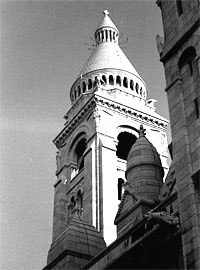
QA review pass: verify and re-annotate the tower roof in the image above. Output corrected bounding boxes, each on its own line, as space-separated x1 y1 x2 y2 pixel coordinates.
47 215 106 265
126 125 164 175
95 10 118 33
78 43 141 78
78 11 143 81
125 125 164 200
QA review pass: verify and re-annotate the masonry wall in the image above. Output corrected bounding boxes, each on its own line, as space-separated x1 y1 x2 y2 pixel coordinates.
158 0 200 268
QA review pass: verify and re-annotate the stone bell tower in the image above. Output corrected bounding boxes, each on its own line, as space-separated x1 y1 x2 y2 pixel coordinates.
44 10 169 270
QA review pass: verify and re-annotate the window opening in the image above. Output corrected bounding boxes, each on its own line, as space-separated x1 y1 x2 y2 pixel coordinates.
179 47 197 76
110 30 112 41
109 75 114 85
93 76 97 88
106 30 108 41
118 178 125 200
82 82 86 93
135 83 139 93
102 75 107 84
116 75 121 86
188 60 193 76
194 98 199 119
88 79 92 90
68 196 76 218
78 86 81 96
116 132 137 160
75 138 87 171
77 190 83 211
192 170 200 202
102 31 104 41
130 80 134 90
123 77 128 88
176 0 183 16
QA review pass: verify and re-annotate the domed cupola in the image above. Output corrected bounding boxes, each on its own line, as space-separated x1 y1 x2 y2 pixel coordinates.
70 10 147 105
94 10 119 45
125 125 164 201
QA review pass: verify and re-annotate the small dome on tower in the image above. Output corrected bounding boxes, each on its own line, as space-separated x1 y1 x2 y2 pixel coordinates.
125 125 164 200
95 10 118 33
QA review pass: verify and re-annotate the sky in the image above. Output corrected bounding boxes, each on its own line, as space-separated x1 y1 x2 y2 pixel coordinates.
0 1 170 269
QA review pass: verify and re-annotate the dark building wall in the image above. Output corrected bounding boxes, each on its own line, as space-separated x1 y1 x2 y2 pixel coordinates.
157 0 200 269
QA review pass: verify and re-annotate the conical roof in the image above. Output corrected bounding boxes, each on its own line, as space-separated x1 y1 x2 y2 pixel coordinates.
78 10 143 81
95 10 118 32
78 43 141 78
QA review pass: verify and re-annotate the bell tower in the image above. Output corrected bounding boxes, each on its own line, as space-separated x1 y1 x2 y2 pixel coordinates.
45 10 169 269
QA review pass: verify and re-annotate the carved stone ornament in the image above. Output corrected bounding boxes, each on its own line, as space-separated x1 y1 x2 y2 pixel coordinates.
144 210 179 227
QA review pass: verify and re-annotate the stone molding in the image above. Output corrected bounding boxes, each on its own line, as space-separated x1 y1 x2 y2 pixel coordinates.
165 76 182 92
160 18 200 63
54 94 168 149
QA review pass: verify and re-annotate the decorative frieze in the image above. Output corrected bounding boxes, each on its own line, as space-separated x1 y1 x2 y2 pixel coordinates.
54 94 168 149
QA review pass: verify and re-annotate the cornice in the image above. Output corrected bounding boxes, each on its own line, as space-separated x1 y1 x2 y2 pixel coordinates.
94 95 168 128
53 94 168 149
165 76 182 92
160 18 200 63
53 98 96 149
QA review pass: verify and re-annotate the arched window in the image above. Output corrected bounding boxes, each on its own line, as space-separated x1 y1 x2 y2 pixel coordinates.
77 190 83 211
102 31 104 42
178 47 197 78
118 178 125 200
75 138 87 171
70 135 87 180
135 83 139 93
106 30 108 41
176 0 183 16
109 75 114 85
116 132 137 160
123 77 128 88
68 196 76 218
130 80 134 90
110 30 112 41
88 78 92 90
102 75 107 84
78 85 81 96
82 82 86 93
116 75 121 86
93 76 98 88
179 47 199 119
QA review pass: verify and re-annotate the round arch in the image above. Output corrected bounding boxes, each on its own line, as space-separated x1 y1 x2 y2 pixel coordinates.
116 131 137 160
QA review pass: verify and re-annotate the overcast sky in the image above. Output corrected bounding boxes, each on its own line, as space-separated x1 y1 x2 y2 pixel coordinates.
0 1 170 269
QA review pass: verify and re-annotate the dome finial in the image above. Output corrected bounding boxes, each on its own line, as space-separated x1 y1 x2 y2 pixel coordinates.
139 125 146 137
103 10 109 16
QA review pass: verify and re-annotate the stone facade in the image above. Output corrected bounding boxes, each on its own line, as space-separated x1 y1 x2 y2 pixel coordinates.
157 0 200 268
